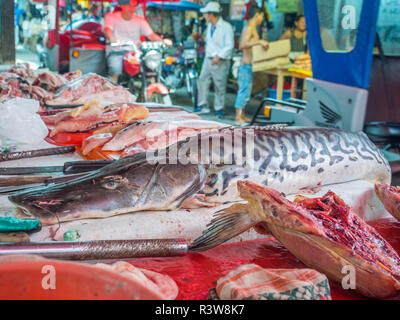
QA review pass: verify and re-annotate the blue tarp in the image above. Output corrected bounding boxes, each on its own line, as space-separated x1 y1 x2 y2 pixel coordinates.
303 0 380 89
147 0 202 11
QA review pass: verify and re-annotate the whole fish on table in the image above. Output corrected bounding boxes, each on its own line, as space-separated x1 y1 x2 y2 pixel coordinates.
190 181 400 298
9 126 390 225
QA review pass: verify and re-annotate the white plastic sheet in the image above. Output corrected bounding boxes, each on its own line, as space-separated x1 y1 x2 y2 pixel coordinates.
0 98 49 145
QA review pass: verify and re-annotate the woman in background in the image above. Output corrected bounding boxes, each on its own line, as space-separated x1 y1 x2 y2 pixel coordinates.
280 14 307 61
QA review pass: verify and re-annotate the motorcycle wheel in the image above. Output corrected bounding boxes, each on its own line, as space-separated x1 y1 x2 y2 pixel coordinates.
39 53 47 69
127 78 142 101
189 77 198 108
149 92 172 106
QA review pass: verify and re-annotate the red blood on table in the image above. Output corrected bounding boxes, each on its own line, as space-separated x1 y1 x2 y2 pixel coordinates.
126 219 400 300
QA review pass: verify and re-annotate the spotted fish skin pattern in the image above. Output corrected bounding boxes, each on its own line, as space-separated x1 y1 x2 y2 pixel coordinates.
176 126 391 202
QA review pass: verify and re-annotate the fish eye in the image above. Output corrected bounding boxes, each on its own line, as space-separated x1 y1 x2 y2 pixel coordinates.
102 180 118 190
101 177 121 190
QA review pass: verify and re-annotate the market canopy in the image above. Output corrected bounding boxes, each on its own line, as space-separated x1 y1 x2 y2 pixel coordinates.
146 0 202 11
83 0 181 2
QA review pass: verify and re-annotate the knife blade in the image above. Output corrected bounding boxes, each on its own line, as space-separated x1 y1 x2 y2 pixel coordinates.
0 159 113 175
0 183 48 194
0 146 76 162
0 172 94 194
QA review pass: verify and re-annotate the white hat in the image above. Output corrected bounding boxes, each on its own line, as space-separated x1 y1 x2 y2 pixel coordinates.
200 2 221 14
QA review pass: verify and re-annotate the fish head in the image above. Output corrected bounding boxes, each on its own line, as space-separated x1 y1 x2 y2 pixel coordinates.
237 181 323 236
9 155 207 225
9 172 142 224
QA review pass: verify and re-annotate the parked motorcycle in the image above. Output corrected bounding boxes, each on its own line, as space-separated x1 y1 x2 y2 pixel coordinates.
161 41 198 108
36 30 48 68
110 40 172 105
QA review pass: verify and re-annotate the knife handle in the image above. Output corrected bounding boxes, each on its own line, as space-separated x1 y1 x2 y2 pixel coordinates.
63 160 113 174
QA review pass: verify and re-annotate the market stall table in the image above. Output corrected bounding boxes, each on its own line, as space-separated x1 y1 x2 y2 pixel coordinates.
263 64 293 101
288 67 313 100
0 134 399 300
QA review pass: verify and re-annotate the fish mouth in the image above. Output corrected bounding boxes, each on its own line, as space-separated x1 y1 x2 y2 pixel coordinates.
9 191 68 225
15 206 34 219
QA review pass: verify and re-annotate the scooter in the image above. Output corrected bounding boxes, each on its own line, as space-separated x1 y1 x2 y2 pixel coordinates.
161 41 199 108
36 30 48 69
108 40 174 105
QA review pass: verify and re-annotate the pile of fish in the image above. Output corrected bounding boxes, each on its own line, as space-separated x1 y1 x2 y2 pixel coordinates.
46 101 150 137
41 99 225 160
32 70 82 92
84 118 226 157
0 65 136 108
9 126 390 224
44 73 137 107
0 64 56 106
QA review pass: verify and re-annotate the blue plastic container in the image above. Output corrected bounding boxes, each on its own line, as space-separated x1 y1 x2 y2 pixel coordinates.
267 88 291 100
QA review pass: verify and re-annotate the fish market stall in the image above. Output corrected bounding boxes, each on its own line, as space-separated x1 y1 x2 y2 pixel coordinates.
1 61 400 300
0 135 400 300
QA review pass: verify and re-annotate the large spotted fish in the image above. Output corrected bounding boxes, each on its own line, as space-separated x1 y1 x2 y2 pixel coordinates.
195 126 390 202
9 126 391 224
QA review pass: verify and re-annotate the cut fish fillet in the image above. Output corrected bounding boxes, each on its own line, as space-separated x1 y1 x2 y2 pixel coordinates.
375 183 400 221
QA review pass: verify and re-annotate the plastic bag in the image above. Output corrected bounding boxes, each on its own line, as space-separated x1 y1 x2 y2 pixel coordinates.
0 98 49 144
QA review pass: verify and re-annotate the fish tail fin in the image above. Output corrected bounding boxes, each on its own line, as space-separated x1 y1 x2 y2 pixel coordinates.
189 203 256 252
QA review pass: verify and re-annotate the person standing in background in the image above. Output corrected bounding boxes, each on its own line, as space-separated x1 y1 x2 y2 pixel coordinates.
280 15 307 61
234 6 269 124
195 1 234 118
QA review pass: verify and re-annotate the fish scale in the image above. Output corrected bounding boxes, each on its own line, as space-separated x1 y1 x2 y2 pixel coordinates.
9 126 391 224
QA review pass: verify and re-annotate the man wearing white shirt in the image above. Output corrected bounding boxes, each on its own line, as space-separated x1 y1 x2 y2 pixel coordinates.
195 2 234 118
104 0 162 83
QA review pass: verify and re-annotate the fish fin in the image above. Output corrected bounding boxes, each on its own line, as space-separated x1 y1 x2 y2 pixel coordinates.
180 194 219 209
174 164 207 208
189 203 257 252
